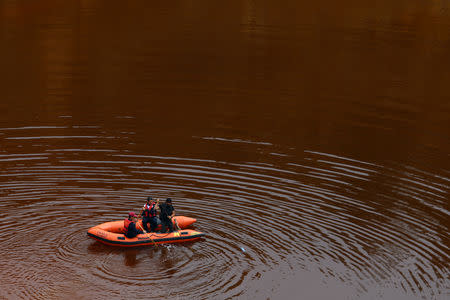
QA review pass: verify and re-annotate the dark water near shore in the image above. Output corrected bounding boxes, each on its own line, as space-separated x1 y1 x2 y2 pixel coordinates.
0 1 449 299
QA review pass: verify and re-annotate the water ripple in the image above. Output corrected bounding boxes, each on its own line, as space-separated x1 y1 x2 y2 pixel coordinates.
0 140 447 299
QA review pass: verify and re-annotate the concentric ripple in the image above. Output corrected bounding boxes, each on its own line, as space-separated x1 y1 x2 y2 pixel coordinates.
0 126 448 299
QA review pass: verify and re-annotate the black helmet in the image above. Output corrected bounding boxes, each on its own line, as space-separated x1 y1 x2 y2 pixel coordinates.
166 198 172 203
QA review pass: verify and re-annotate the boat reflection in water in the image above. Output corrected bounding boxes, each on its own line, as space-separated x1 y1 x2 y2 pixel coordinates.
0 0 448 299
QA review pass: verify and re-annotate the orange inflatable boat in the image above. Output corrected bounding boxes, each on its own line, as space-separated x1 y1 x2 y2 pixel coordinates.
87 216 204 247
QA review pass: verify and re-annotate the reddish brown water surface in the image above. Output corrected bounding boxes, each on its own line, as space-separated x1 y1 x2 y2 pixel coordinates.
0 1 449 299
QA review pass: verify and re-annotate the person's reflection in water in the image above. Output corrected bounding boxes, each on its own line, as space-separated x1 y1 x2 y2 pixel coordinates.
123 249 140 267
124 247 160 267
158 246 176 276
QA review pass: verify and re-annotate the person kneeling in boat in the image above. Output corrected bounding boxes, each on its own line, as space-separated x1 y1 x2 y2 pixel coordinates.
158 198 176 233
141 197 159 232
124 212 144 238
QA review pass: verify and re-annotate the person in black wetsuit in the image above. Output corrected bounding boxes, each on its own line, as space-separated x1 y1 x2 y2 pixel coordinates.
141 196 159 232
124 212 144 238
159 198 175 233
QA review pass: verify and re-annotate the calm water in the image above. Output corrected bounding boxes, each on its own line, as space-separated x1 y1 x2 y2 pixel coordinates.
0 1 449 299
